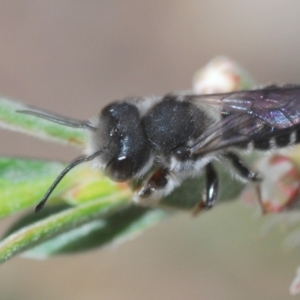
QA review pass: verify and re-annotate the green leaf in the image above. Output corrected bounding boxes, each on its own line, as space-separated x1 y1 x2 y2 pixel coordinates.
0 158 72 218
0 97 85 146
0 157 131 218
0 191 132 263
3 205 167 258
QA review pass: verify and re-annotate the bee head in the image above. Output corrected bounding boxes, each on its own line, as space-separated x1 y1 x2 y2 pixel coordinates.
92 101 152 182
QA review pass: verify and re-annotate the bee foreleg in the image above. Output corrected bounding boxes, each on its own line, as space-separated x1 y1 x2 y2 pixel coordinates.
133 168 170 206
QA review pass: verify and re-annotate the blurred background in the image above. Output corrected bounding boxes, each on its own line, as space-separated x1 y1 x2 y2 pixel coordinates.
1 1 300 299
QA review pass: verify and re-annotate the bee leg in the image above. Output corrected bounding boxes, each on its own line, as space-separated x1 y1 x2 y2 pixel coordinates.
223 151 266 214
193 162 219 215
223 151 262 182
133 168 169 206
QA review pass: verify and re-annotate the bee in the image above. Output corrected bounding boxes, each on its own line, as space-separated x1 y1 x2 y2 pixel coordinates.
18 84 300 212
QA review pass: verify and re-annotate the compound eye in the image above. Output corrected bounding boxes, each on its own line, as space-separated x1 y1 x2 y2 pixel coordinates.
105 156 134 182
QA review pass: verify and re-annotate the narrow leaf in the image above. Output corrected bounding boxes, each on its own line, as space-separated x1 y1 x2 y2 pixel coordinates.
21 206 167 258
0 191 132 263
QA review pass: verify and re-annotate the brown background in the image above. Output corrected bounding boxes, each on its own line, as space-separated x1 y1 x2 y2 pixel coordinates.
1 1 300 299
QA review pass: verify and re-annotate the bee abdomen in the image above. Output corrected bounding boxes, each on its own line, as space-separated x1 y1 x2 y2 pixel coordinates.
238 129 300 151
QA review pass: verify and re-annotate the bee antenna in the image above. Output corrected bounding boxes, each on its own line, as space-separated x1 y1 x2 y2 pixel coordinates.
16 110 97 131
35 149 104 212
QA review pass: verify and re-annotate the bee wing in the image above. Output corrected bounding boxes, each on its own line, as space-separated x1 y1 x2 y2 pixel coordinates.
189 85 300 129
187 85 300 154
188 113 265 154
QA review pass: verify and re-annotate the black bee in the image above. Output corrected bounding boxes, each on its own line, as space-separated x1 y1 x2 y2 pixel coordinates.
18 84 300 212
